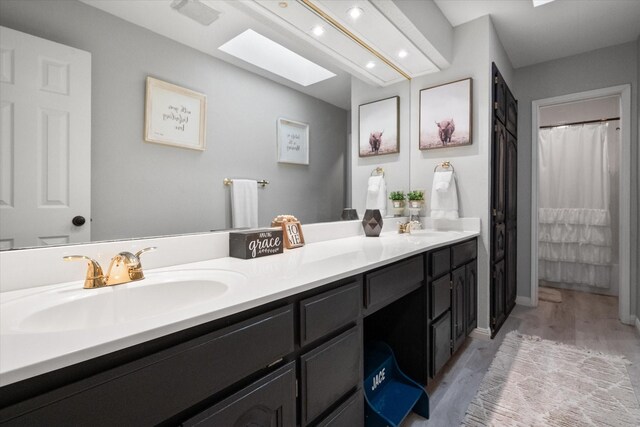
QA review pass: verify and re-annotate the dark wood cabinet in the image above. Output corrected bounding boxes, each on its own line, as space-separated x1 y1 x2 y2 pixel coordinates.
491 62 517 337
316 390 364 427
427 238 477 378
452 266 466 352
183 362 297 427
364 256 424 315
465 260 478 335
300 327 361 425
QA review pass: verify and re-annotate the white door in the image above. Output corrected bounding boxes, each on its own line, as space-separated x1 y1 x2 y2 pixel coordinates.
0 26 91 250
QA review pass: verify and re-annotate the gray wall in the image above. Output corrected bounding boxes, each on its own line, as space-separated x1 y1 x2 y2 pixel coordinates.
0 0 347 241
513 41 638 316
637 35 640 320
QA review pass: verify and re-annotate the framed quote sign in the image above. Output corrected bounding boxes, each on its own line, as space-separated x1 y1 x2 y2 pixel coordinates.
282 221 305 249
144 76 207 151
277 118 309 165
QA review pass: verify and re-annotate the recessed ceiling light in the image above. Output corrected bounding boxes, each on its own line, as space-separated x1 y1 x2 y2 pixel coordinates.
398 50 408 58
218 29 336 87
347 7 364 20
311 25 325 37
278 1 288 8
532 0 555 7
366 61 375 69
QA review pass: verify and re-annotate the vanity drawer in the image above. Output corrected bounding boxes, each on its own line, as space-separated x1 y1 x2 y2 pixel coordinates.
428 247 451 279
451 239 477 268
300 280 361 347
430 274 451 320
300 326 361 426
1 306 295 426
316 389 364 427
182 362 296 427
364 256 423 314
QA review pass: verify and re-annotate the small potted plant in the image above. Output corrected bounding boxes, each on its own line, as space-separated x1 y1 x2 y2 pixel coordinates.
389 191 406 216
407 190 425 209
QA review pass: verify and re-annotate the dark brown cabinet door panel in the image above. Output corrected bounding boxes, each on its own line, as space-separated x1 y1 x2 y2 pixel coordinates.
494 68 507 124
465 260 477 335
506 89 517 136
506 133 518 223
493 122 507 223
506 228 517 312
183 362 297 427
492 260 506 330
452 266 466 352
431 311 452 377
493 223 506 261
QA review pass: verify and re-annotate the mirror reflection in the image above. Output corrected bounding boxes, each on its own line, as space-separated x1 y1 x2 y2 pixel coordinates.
0 0 356 250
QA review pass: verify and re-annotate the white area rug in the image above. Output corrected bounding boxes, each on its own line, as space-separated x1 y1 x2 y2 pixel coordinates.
462 331 640 426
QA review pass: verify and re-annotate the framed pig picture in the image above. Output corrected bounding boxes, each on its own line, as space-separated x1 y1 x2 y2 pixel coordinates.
419 78 472 150
358 96 399 157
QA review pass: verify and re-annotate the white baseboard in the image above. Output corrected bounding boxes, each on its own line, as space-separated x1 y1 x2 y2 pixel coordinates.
635 317 640 336
516 296 534 307
470 327 492 340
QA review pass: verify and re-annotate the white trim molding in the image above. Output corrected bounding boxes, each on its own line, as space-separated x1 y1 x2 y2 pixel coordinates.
470 327 492 340
515 296 534 307
531 85 633 325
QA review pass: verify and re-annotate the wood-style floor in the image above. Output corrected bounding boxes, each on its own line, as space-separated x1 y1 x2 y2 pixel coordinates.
403 289 640 426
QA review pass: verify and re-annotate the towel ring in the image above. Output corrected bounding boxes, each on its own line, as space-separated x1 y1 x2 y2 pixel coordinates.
434 161 454 172
371 167 385 177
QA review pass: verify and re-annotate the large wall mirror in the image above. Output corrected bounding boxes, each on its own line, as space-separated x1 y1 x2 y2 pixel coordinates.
0 0 364 250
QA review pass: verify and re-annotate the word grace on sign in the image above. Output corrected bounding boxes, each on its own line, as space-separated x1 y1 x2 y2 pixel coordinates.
229 229 284 259
282 221 305 249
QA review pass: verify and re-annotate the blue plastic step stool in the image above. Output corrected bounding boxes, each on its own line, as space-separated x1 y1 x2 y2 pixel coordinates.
364 342 430 427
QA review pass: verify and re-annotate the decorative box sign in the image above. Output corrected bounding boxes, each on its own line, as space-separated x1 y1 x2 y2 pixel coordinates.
229 228 283 259
282 221 305 249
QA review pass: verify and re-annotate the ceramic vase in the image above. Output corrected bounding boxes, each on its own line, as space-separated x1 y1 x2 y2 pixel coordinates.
341 208 359 221
362 209 383 237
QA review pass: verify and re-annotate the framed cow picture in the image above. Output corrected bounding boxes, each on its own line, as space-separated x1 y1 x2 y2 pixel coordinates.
358 96 399 157
419 78 472 150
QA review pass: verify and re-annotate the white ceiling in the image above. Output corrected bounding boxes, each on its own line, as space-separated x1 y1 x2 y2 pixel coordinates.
434 0 640 68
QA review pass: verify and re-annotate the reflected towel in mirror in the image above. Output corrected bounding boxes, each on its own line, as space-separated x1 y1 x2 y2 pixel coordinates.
365 176 387 217
231 179 258 229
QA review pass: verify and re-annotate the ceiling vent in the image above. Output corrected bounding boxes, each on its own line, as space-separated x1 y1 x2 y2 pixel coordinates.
170 0 220 26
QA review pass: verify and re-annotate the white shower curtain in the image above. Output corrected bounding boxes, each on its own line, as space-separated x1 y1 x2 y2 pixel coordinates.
538 124 612 288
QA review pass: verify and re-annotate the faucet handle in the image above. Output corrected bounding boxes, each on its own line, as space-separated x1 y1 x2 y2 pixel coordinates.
63 255 106 289
135 246 157 259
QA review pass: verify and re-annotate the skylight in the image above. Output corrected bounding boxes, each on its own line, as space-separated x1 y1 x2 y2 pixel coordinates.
532 0 556 7
218 29 336 87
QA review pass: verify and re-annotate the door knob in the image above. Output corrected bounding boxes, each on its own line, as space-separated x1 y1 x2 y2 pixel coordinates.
72 216 86 226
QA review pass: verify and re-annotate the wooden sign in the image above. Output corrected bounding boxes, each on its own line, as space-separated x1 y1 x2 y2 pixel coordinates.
282 221 305 249
229 228 283 259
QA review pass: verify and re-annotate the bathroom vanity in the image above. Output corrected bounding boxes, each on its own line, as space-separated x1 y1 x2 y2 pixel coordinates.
0 229 478 426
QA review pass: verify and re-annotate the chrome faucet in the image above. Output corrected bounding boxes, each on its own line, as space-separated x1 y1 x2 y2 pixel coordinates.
64 247 157 289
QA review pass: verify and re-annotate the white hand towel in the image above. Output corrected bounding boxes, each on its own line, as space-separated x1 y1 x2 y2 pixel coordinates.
231 179 258 228
433 171 453 192
365 176 387 217
431 173 459 219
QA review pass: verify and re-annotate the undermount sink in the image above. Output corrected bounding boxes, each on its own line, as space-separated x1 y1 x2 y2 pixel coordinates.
1 270 247 334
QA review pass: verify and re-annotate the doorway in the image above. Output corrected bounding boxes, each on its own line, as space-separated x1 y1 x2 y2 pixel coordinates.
531 85 632 324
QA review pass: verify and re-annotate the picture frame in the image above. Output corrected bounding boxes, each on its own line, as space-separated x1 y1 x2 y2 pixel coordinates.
277 118 309 165
358 96 399 157
144 76 207 151
419 78 472 150
282 221 305 249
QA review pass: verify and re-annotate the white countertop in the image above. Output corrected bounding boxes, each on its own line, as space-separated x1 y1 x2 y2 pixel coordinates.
0 229 478 387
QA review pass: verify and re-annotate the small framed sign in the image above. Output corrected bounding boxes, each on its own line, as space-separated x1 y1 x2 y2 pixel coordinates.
282 221 305 249
277 118 309 165
144 76 207 151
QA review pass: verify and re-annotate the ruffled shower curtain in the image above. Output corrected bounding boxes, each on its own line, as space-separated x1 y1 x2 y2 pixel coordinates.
538 124 612 288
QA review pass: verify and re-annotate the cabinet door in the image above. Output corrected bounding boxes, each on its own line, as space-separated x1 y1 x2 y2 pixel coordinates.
493 222 505 261
316 390 364 427
465 260 477 335
506 228 517 312
493 65 507 124
506 133 517 223
506 89 517 136
183 362 296 427
492 260 506 330
452 266 466 352
431 311 451 377
492 122 507 223
300 327 361 425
